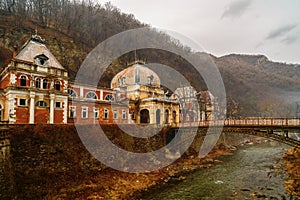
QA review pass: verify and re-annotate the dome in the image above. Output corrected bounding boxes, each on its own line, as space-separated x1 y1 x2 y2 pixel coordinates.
111 61 161 89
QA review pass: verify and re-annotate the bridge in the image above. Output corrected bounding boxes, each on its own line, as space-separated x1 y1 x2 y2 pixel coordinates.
176 118 300 148
0 118 300 148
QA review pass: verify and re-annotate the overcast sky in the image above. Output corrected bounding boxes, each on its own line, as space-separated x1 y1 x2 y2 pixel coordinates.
98 0 300 64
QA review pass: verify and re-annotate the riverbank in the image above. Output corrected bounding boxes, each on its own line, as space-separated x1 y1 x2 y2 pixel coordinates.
283 148 300 197
137 142 291 200
50 143 235 199
3 125 270 199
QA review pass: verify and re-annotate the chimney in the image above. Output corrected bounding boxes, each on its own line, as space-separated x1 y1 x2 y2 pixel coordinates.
13 45 18 58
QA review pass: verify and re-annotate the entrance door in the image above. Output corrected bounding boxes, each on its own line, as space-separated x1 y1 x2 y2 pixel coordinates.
140 109 150 124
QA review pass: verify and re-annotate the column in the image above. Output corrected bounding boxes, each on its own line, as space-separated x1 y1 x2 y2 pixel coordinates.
49 94 55 124
63 98 68 124
29 91 35 124
100 90 103 100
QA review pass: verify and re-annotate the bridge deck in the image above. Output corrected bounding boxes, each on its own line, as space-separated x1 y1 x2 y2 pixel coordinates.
175 118 300 148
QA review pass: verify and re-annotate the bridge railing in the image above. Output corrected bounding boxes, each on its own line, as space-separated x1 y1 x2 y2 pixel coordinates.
179 118 300 127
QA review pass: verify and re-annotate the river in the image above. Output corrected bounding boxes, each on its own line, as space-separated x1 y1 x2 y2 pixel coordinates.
139 142 293 200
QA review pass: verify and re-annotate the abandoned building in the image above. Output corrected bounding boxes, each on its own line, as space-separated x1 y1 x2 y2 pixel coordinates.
0 34 215 125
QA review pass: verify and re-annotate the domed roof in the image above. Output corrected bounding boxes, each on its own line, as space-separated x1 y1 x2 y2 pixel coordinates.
111 61 161 89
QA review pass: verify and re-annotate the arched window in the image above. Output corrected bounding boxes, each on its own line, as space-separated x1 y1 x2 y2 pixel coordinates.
20 75 27 86
43 79 48 89
105 94 115 102
35 78 41 88
36 101 47 107
156 109 161 124
35 54 49 66
172 111 177 121
165 109 169 124
140 109 150 124
86 92 98 100
68 89 77 98
55 81 61 91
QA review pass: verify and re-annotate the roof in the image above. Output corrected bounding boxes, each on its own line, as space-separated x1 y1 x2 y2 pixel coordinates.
15 35 65 70
111 61 161 89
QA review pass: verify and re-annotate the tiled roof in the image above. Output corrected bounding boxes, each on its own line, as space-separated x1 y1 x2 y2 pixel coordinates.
15 36 65 70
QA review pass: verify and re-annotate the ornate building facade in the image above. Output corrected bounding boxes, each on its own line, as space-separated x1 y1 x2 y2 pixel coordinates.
0 35 213 125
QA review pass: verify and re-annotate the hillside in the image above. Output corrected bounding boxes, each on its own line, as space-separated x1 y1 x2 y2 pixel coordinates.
0 1 300 118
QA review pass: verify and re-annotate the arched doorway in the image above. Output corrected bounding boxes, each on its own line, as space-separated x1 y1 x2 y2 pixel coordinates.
140 109 150 124
156 109 161 124
165 109 169 124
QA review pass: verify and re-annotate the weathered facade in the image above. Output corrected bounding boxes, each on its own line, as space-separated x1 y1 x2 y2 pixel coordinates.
0 35 68 124
0 35 213 125
111 61 180 125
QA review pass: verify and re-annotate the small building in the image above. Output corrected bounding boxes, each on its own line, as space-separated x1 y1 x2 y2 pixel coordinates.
174 86 216 122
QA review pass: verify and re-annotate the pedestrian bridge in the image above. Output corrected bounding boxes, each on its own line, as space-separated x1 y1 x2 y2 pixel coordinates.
175 118 300 148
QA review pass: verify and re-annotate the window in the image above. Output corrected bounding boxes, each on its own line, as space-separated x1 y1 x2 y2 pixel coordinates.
56 102 61 108
35 78 41 88
147 75 154 85
105 94 115 101
86 92 97 100
104 109 109 120
82 107 88 119
113 110 118 119
122 110 127 120
120 76 126 86
172 111 177 121
36 101 47 107
35 54 49 66
94 108 99 119
132 112 136 120
19 99 26 106
43 79 48 89
69 106 76 118
68 89 77 98
20 75 27 86
55 81 61 91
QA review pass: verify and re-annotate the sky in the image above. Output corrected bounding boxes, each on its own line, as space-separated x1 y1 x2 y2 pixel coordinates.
97 0 300 64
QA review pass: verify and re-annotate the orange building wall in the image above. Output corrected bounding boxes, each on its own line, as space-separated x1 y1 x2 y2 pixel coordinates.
35 109 49 124
0 74 11 89
67 102 128 125
54 110 64 124
15 107 30 124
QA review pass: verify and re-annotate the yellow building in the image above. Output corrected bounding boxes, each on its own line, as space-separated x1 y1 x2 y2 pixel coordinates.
111 61 180 125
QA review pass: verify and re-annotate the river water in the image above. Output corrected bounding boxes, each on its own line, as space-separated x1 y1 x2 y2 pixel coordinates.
140 142 293 200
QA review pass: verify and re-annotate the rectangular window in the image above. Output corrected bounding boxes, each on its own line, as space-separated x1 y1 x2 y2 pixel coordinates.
55 102 61 108
82 107 88 119
113 110 118 119
19 98 26 106
94 108 99 119
69 106 76 118
104 109 109 120
122 110 127 119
